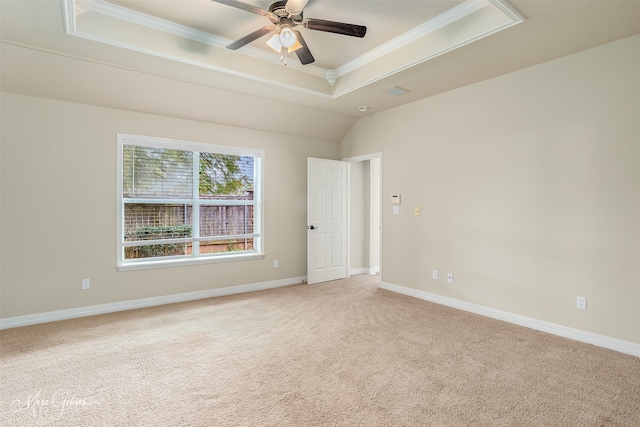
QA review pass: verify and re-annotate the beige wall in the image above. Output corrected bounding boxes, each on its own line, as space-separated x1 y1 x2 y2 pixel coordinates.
0 93 339 318
340 35 640 344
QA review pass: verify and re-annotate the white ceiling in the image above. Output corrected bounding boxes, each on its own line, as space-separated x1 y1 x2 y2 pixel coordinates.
105 0 465 70
1 1 639 142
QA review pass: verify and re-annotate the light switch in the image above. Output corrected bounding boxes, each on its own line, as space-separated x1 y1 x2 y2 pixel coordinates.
414 206 420 216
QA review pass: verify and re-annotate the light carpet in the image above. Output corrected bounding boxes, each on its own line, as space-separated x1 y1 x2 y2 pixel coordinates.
1 274 639 426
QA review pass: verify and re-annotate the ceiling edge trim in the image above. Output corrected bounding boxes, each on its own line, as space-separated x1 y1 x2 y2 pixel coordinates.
331 6 525 99
335 0 488 77
488 0 525 23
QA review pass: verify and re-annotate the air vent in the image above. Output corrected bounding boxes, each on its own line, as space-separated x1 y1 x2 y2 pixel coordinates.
385 86 410 96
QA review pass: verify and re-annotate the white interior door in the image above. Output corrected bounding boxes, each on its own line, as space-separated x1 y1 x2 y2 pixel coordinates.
307 157 347 285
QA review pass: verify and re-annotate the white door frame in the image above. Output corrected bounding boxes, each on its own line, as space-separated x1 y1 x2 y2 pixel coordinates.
343 152 383 281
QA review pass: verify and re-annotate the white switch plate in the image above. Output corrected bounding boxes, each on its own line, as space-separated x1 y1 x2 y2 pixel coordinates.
82 278 90 290
432 270 438 280
392 206 400 215
447 273 453 283
274 260 279 268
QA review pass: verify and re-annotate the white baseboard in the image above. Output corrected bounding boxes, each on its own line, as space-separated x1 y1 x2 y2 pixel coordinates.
380 281 640 358
350 267 379 276
0 276 306 330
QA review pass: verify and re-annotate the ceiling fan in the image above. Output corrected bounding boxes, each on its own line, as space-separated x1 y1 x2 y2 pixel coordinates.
211 0 367 65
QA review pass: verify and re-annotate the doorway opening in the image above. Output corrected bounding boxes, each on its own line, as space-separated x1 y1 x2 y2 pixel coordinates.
345 153 382 284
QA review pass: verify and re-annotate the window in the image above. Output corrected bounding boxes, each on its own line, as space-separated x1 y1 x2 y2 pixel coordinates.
117 134 264 270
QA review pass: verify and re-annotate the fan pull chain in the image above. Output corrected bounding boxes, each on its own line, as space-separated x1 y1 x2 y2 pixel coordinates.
280 46 287 66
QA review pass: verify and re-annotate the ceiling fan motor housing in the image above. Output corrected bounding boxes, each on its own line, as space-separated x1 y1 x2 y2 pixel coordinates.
269 1 304 24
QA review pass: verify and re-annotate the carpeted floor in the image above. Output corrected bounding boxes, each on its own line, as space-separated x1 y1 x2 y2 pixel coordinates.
1 274 639 426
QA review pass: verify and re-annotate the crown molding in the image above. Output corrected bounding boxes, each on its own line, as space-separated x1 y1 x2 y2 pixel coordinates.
335 0 488 77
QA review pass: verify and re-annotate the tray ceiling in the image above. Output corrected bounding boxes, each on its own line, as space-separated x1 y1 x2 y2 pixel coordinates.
67 0 523 98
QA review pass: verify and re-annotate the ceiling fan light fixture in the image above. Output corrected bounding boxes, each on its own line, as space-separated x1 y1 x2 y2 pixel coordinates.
279 25 297 48
215 0 368 67
267 26 302 54
288 38 303 53
266 33 282 52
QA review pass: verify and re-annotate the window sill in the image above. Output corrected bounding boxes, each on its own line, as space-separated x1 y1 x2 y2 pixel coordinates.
117 252 265 271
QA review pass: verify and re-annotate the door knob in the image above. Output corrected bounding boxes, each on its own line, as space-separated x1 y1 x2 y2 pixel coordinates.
308 225 318 230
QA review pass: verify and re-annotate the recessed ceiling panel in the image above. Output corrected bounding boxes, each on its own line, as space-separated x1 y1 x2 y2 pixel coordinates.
66 0 523 98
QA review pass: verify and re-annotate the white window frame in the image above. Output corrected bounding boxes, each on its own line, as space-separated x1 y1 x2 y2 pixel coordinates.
116 133 264 271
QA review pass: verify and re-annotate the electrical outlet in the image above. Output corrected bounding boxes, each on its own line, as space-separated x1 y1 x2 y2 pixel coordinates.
82 278 90 290
414 206 420 216
432 270 438 280
577 296 587 310
274 260 279 268
447 273 454 284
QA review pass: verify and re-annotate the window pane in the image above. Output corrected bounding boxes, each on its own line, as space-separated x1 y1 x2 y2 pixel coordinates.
199 154 253 198
124 203 192 260
199 239 254 254
125 243 189 259
199 204 253 237
124 204 192 241
123 145 193 199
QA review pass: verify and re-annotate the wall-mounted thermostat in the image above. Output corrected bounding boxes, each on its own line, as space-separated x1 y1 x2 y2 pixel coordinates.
391 194 401 205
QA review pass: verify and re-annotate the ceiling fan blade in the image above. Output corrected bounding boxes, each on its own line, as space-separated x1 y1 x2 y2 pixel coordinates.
292 30 314 65
227 26 275 50
210 0 270 17
305 18 367 38
285 0 309 14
